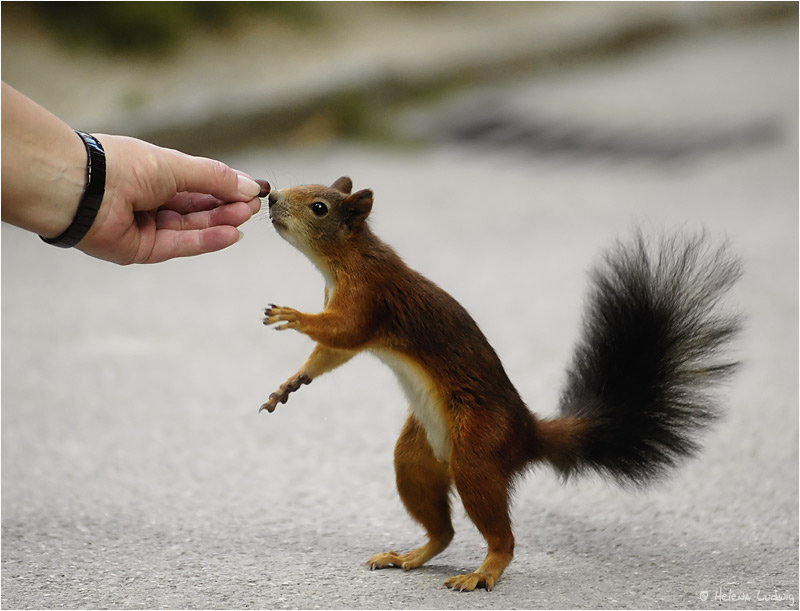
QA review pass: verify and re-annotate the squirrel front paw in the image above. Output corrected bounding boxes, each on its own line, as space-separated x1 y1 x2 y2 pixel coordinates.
259 372 312 413
263 304 303 332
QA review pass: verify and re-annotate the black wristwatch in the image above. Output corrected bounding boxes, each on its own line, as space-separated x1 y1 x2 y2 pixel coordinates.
40 130 106 248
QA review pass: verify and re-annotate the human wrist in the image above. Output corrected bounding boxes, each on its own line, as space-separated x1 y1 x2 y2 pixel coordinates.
40 131 106 248
37 130 93 238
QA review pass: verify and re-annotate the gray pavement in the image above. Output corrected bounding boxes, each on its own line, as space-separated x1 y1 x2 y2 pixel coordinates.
2 13 798 611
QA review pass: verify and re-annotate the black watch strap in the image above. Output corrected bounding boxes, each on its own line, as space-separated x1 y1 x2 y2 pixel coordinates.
40 130 106 248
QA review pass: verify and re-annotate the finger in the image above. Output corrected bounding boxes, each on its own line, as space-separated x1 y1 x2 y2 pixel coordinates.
160 192 262 217
160 192 231 214
139 226 242 264
246 195 262 216
166 150 261 202
156 201 255 231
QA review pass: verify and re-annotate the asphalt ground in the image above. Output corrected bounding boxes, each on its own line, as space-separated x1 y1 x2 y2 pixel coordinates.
2 20 798 611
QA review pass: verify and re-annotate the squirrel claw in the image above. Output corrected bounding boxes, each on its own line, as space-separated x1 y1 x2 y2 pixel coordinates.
259 395 278 413
258 392 282 413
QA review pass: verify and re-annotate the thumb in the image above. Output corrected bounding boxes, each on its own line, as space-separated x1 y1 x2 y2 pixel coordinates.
169 150 261 202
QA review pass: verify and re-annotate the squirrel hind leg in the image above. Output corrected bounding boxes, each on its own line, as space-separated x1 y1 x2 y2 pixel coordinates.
444 445 516 591
367 416 454 571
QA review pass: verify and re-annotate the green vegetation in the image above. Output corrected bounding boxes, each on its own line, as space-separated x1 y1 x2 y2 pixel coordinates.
28 2 321 54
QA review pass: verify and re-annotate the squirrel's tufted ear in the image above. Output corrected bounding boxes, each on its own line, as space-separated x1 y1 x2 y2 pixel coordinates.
343 189 373 231
331 176 353 195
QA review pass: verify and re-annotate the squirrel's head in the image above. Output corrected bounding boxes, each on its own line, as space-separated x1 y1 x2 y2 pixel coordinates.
267 176 373 262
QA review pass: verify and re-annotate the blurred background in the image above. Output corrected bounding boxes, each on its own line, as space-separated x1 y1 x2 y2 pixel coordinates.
2 1 796 154
2 3 798 609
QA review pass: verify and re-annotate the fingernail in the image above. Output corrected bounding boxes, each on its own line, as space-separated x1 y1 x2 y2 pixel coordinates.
236 230 244 243
237 174 261 199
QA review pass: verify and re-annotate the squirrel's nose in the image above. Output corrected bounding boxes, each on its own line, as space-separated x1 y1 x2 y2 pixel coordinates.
267 192 277 208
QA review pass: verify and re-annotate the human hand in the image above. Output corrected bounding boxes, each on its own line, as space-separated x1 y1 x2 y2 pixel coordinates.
77 135 263 264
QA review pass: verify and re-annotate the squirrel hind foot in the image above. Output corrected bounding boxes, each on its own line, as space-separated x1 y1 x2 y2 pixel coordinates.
367 534 453 572
443 571 497 592
365 550 427 572
366 551 401 571
442 549 511 592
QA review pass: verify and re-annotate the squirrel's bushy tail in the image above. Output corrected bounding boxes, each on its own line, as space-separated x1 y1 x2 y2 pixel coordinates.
536 232 742 487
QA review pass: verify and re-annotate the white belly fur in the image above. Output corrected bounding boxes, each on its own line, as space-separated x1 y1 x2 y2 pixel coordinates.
372 349 451 461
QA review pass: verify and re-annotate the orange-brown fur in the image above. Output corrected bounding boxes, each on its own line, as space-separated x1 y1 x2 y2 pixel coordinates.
259 177 740 592
261 177 552 590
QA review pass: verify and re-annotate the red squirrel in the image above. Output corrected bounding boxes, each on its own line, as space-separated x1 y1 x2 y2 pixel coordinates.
258 177 741 592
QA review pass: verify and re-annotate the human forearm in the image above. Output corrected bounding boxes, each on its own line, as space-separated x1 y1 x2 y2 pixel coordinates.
1 82 87 238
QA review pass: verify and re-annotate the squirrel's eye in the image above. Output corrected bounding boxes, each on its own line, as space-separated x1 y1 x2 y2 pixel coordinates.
310 202 328 217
